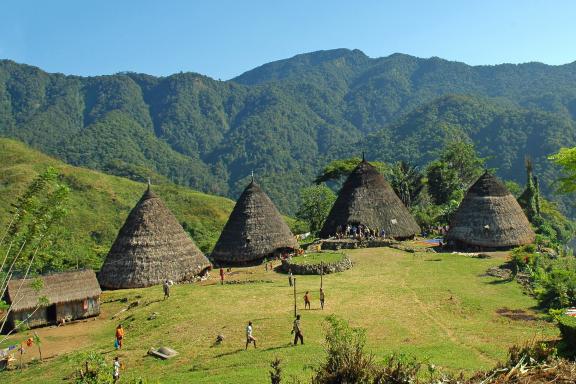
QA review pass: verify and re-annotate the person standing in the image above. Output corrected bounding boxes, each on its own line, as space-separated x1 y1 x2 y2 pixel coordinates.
288 270 293 287
245 321 257 349
112 357 121 383
163 279 172 299
115 324 124 350
319 288 325 310
304 291 311 309
292 314 304 345
219 267 225 285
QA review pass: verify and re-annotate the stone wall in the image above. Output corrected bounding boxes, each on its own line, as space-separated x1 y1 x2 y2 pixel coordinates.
280 256 353 275
320 238 397 250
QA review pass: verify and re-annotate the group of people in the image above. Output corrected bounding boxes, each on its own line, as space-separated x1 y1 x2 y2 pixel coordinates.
113 324 124 382
111 260 325 380
421 225 450 237
245 314 305 349
334 223 386 240
303 288 325 310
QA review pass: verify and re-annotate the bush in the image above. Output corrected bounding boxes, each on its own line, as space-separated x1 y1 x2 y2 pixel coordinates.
557 315 576 354
312 315 375 384
372 354 422 384
534 268 576 309
510 245 538 273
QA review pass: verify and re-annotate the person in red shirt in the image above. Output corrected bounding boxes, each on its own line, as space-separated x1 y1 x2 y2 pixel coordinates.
304 291 311 309
219 267 225 285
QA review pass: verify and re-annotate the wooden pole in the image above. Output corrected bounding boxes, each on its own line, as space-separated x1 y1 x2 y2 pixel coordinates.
320 262 324 289
293 277 297 317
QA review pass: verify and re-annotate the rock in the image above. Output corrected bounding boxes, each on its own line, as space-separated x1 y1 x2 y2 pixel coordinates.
148 312 159 320
486 266 513 279
148 346 178 360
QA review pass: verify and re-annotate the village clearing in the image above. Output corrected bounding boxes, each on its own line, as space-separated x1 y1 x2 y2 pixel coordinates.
1 246 557 383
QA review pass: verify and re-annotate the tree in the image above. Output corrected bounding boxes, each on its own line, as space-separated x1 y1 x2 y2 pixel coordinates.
296 185 336 235
425 161 461 205
0 167 69 336
314 157 388 184
438 140 485 189
386 161 424 208
549 147 576 194
518 158 542 223
426 141 485 205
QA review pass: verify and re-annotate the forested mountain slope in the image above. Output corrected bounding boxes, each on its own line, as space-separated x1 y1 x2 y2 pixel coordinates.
2 49 576 214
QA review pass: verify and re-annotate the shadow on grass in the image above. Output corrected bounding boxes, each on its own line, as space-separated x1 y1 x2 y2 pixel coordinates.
214 348 244 358
485 278 514 285
261 344 293 352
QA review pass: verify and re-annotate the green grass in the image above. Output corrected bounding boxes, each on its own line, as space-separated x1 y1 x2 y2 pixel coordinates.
290 252 345 265
1 248 558 383
0 138 311 271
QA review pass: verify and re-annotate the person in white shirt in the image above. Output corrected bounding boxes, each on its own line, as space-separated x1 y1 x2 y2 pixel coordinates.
245 321 257 349
113 357 120 382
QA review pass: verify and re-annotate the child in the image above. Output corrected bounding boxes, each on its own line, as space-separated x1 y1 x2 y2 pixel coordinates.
304 291 311 309
113 357 120 383
245 321 257 349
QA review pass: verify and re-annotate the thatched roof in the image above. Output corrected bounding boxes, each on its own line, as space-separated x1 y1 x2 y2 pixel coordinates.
98 187 211 289
211 181 298 265
5 270 101 312
320 160 420 239
447 172 535 248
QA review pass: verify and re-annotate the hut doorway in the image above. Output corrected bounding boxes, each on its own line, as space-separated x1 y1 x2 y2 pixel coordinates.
47 304 57 323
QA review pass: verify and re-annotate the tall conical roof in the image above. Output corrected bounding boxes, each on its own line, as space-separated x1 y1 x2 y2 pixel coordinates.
447 172 535 249
320 160 420 239
98 186 211 289
211 181 298 265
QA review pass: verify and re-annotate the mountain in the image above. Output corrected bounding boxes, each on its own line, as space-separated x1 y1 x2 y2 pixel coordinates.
2 49 576 215
359 95 576 214
0 138 235 270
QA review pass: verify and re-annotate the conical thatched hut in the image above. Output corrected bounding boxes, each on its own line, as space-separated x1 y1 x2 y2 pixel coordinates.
98 187 211 289
446 172 535 249
319 159 420 239
211 180 298 265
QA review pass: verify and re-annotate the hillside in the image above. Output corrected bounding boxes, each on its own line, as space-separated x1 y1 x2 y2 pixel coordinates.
0 248 557 383
2 50 576 214
0 138 235 270
358 95 576 214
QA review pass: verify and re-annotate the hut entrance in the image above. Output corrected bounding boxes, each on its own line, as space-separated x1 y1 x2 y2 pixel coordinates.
47 304 57 323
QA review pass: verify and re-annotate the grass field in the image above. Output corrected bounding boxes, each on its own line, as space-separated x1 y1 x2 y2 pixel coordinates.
1 246 557 383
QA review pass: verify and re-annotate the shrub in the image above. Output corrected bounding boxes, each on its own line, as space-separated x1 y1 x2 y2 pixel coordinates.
557 315 576 354
372 354 422 384
534 268 576 309
269 357 282 384
510 245 538 273
312 315 375 384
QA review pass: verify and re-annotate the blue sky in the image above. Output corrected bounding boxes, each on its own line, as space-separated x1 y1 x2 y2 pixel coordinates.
2 0 575 80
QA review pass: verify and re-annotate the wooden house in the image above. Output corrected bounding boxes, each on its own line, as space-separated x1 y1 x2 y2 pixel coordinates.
3 270 101 331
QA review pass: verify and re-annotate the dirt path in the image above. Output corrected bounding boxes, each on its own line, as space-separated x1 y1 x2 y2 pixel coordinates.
12 316 103 364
